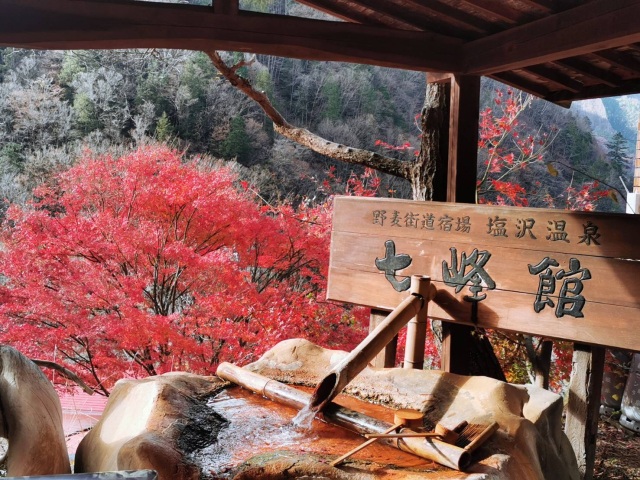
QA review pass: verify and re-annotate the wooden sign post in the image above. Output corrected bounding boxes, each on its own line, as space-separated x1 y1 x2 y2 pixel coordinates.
327 196 640 479
328 196 640 351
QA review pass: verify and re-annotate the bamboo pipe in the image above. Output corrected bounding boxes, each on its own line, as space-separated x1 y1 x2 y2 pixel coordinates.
309 275 435 413
216 362 472 471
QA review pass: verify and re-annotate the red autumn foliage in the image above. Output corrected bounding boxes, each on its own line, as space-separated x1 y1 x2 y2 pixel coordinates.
477 89 550 207
0 146 367 395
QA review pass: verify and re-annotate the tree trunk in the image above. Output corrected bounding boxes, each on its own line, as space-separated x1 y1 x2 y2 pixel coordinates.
411 82 449 201
525 337 553 389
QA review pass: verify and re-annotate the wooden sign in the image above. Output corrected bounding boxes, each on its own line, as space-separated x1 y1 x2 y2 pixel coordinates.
327 196 640 351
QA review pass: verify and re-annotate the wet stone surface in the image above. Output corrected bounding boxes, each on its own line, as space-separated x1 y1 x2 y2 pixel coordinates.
188 387 440 479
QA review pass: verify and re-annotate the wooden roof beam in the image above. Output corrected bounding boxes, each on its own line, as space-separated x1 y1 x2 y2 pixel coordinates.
514 0 556 14
0 0 462 73
214 0 238 15
463 0 640 75
456 0 525 25
489 71 553 101
554 58 622 88
545 78 640 103
590 50 640 77
294 0 387 26
306 0 423 31
392 0 494 36
523 65 582 93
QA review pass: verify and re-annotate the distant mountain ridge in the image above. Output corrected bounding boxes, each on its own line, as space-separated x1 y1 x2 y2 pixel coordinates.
571 95 640 145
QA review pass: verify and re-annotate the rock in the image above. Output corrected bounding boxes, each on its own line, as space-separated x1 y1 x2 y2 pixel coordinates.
245 338 580 480
0 345 71 476
76 339 580 480
75 372 227 479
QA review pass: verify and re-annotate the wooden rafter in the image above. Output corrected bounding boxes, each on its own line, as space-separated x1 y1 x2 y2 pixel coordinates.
545 78 640 103
391 0 493 36
294 0 383 26
464 0 640 75
554 58 622 88
490 71 552 101
590 50 640 77
513 0 556 14
456 0 526 25
523 65 582 93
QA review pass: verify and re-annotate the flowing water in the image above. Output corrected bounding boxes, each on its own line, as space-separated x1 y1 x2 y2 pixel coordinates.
291 402 316 430
189 386 441 478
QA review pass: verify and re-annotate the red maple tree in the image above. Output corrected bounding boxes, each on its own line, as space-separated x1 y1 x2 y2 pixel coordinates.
0 146 366 394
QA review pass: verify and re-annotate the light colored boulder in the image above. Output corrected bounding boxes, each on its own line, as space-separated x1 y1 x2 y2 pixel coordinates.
0 345 71 476
75 372 226 479
246 338 580 480
76 339 579 479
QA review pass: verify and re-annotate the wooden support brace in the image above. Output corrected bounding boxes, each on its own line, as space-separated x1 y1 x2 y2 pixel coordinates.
564 343 605 480
370 309 397 368
440 322 473 375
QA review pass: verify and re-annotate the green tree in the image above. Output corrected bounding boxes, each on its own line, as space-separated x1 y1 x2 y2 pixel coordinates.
72 93 100 135
323 80 341 121
0 143 24 174
222 116 252 164
154 111 174 142
606 131 632 178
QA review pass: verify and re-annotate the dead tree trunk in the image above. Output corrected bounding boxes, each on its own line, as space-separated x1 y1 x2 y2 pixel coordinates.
411 81 449 201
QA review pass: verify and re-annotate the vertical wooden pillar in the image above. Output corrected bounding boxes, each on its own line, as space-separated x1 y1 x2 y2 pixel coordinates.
447 74 481 204
564 344 605 480
435 74 481 375
214 0 239 15
370 309 397 368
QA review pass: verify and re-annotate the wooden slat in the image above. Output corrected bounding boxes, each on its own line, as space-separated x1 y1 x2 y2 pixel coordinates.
328 267 639 351
296 0 414 29
392 0 494 36
330 232 640 309
463 0 640 75
456 0 526 25
554 58 622 87
331 197 640 259
545 78 640 104
328 0 429 31
327 197 640 351
490 71 553 101
523 65 583 93
590 50 640 77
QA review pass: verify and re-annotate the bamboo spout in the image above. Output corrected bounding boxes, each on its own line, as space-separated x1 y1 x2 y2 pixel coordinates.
216 362 472 470
309 275 434 413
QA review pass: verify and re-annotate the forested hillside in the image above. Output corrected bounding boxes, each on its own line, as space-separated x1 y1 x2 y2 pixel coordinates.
0 43 634 213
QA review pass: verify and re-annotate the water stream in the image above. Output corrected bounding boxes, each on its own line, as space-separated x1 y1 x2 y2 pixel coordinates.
189 386 436 478
291 402 315 430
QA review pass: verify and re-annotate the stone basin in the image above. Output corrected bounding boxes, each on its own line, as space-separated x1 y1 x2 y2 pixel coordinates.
75 339 580 479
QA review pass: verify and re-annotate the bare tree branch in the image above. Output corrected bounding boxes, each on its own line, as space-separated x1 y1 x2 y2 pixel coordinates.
207 51 412 180
32 359 95 395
